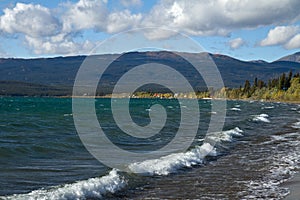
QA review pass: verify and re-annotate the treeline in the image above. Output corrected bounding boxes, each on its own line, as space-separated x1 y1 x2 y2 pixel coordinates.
131 71 300 101
0 81 72 97
215 71 300 101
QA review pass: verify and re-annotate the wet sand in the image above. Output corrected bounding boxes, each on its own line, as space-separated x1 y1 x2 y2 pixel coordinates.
283 172 300 200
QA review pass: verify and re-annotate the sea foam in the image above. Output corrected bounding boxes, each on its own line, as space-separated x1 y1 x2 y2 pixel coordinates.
128 143 216 175
253 114 270 123
207 127 243 143
262 106 274 109
129 127 243 175
242 132 300 199
230 108 241 111
292 121 300 129
3 169 126 200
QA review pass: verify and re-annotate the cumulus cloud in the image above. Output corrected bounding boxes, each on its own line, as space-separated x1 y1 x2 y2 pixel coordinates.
61 0 108 33
0 3 60 37
142 0 300 39
106 10 142 33
229 38 245 50
1 0 300 55
0 0 143 55
60 0 141 34
0 2 89 55
259 25 300 49
259 26 299 46
284 34 300 49
25 35 95 55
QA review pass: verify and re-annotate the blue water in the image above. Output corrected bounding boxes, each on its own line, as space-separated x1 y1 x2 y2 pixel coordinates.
0 97 300 199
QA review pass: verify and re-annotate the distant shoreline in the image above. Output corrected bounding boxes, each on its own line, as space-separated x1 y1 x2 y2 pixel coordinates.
62 95 300 104
2 95 299 104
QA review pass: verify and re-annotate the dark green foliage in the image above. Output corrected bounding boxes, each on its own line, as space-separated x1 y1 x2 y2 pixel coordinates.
220 70 300 101
243 80 251 97
257 80 265 89
1 52 300 96
0 81 72 96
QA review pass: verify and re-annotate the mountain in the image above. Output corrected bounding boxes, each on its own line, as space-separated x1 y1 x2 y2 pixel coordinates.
249 60 267 64
1 51 300 96
277 52 300 63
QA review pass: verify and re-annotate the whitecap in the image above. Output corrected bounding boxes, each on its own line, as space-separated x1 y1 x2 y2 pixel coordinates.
128 143 216 175
253 114 270 123
3 169 126 200
128 127 243 175
230 108 241 111
262 106 274 109
292 121 300 129
207 127 243 143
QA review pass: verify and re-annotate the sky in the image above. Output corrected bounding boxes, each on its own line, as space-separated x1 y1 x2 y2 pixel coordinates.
0 0 300 62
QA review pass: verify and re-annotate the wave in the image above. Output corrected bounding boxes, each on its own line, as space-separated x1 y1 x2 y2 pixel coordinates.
262 106 274 109
129 127 243 175
128 143 215 175
253 114 270 123
292 120 300 129
3 126 244 198
230 108 241 111
2 169 126 200
207 127 243 143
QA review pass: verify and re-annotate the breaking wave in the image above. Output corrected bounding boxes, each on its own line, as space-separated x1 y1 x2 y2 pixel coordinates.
129 127 243 175
2 169 126 200
253 114 270 123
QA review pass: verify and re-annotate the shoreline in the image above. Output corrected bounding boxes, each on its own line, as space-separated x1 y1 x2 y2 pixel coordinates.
1 95 300 104
282 171 300 200
44 96 300 104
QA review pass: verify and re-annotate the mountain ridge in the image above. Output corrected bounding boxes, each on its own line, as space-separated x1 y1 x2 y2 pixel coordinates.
277 52 300 63
1 51 300 96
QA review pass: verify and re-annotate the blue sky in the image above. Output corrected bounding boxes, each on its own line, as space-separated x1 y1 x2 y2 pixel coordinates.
0 0 300 62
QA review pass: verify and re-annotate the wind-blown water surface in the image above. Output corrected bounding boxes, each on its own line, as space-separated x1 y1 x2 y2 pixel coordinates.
0 97 299 199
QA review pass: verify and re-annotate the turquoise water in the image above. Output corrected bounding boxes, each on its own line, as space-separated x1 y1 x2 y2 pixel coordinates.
0 97 300 199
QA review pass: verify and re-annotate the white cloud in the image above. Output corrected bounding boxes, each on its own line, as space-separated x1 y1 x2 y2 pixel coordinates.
106 10 142 33
62 0 142 34
259 25 300 49
229 38 245 50
0 0 143 55
1 0 145 54
143 28 178 40
61 0 108 33
0 3 60 37
285 34 300 49
142 0 300 39
1 0 300 55
25 35 95 55
260 26 299 46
